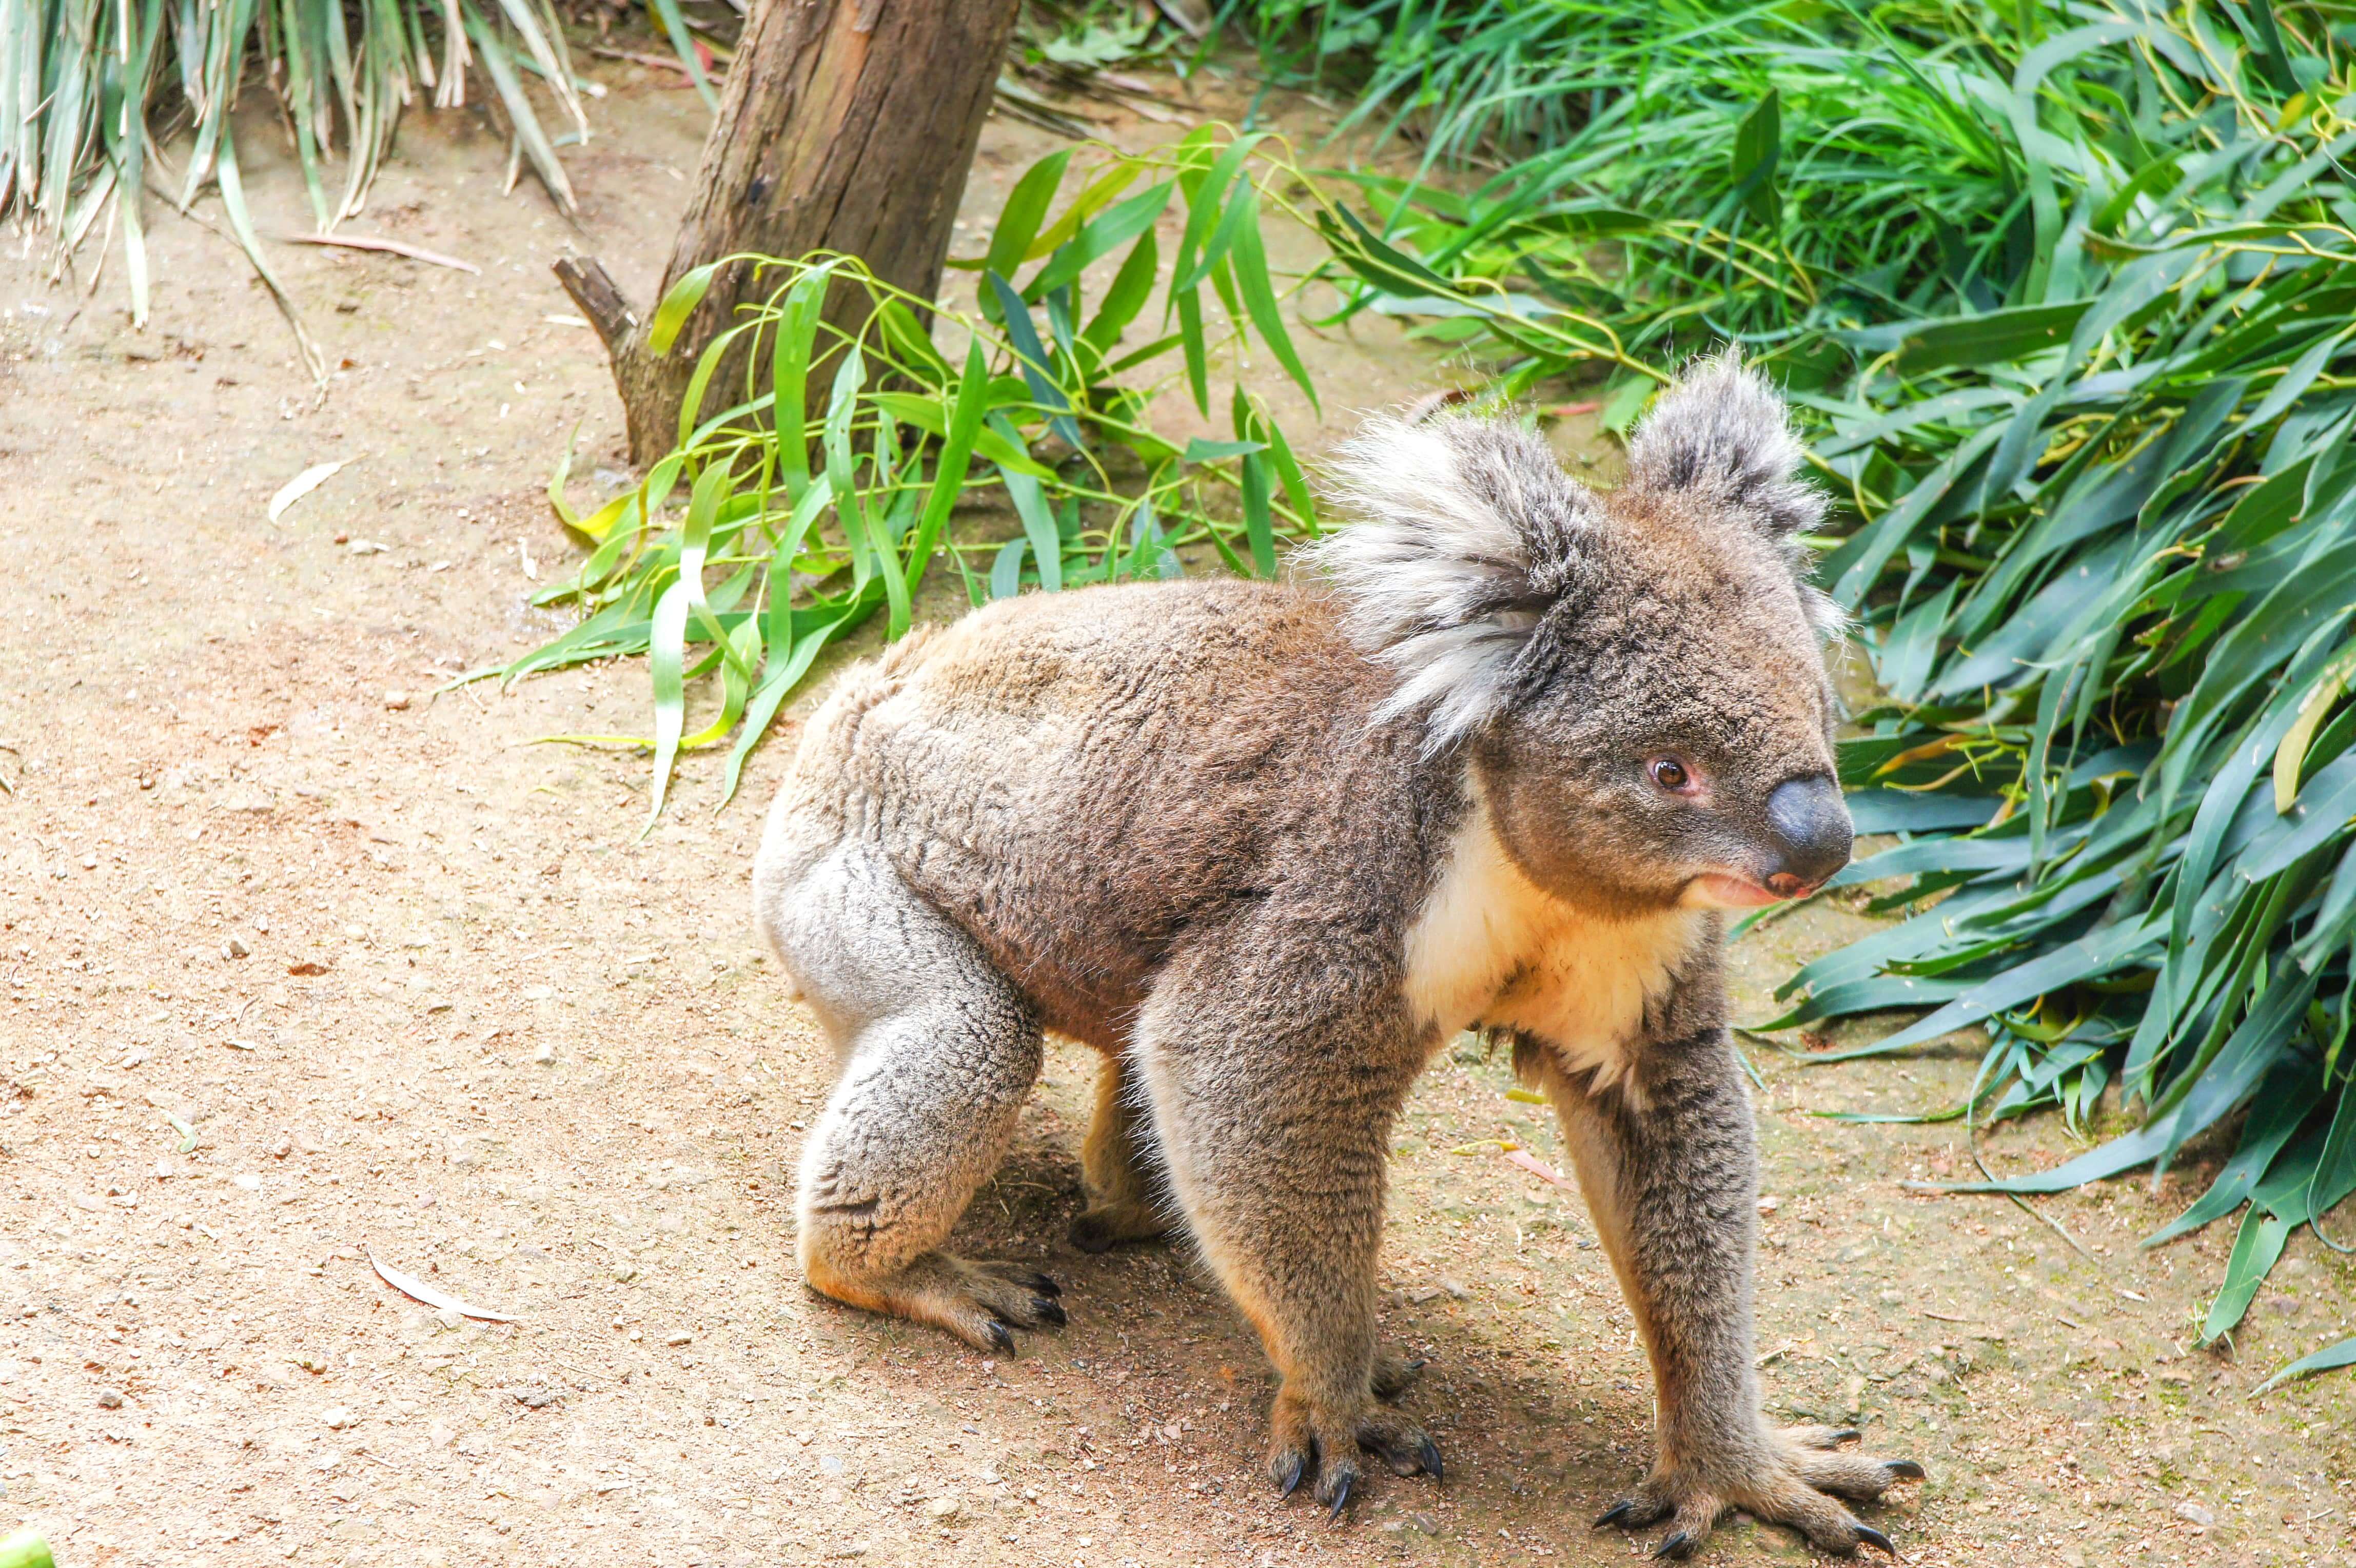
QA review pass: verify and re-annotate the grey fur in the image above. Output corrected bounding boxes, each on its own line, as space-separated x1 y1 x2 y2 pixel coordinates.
1306 414 1602 753
1626 351 1846 640
751 357 1918 1555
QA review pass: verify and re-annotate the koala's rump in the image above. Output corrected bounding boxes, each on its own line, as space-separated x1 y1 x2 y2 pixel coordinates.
777 577 1433 1050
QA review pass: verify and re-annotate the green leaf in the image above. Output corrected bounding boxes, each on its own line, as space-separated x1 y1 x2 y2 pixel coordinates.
1183 437 1265 462
989 537 1028 600
990 414 1062 593
648 262 718 356
642 576 692 829
2143 1057 2319 1246
547 423 583 530
2201 1207 2290 1343
1169 131 1267 307
720 584 884 807
1729 88 1780 230
675 321 745 456
765 263 834 502
904 339 991 603
983 150 1076 305
1081 228 1162 358
986 270 1086 453
1599 377 1655 435
1224 182 1319 412
1175 285 1211 416
1026 181 1174 301
1883 301 2090 374
1845 790 2004 834
2244 325 2354 433
2254 1335 2356 1396
1812 917 2161 1062
1241 450 1277 578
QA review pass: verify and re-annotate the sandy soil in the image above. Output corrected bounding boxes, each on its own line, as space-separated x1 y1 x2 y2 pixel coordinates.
2 49 2353 1568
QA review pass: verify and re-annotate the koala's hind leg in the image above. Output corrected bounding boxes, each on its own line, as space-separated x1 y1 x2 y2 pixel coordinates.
1538 1031 1921 1560
761 842 1063 1354
1069 1056 1168 1253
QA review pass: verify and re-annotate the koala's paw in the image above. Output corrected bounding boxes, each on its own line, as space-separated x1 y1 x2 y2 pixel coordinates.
808 1250 1065 1355
1066 1198 1166 1254
1371 1350 1428 1402
1593 1427 1922 1559
1266 1382 1443 1520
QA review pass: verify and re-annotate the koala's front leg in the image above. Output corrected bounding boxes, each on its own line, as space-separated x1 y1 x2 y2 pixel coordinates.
1132 955 1441 1517
1550 1030 1921 1560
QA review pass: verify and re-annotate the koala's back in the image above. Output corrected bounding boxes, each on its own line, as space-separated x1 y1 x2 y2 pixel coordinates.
760 576 1444 1048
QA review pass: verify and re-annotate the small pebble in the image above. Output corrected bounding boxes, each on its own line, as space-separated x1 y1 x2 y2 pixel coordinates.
96 1389 123 1409
435 1307 464 1330
322 1406 354 1429
232 1173 262 1192
384 690 411 711
666 1331 693 1347
922 1494 961 1522
2175 1501 2214 1528
532 1042 557 1066
515 1387 560 1409
224 936 250 959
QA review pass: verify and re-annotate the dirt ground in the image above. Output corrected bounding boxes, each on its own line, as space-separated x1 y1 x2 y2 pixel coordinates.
3 48 2355 1568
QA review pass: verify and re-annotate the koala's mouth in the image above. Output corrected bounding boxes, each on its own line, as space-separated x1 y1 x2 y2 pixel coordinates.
1684 871 1819 908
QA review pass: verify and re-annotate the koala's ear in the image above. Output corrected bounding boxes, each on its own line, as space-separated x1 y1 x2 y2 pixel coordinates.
1306 414 1602 753
1624 350 1825 542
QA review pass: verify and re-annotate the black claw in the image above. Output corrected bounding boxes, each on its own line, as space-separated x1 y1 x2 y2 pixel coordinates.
983 1319 1015 1355
1853 1524 1895 1557
1417 1437 1444 1483
1653 1530 1698 1561
1326 1473 1353 1521
1830 1427 1863 1444
1031 1296 1067 1326
1027 1272 1062 1297
1595 1499 1639 1529
1887 1459 1926 1480
1277 1454 1306 1497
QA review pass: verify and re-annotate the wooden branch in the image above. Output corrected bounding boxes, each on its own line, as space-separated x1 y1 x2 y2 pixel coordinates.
552 256 640 358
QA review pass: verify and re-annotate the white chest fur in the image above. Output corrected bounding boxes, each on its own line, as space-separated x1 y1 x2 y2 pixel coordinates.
1402 800 1703 1092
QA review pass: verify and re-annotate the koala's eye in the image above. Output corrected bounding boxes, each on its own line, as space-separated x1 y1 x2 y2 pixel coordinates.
1647 756 1698 795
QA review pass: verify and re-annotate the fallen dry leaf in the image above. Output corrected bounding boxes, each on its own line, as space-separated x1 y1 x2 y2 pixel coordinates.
1503 1148 1576 1189
368 1253 517 1322
267 459 353 524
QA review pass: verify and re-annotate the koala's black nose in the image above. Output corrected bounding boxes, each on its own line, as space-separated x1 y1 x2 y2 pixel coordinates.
1763 775 1852 896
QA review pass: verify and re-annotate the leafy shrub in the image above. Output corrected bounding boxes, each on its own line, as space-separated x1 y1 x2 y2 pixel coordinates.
520 130 1342 819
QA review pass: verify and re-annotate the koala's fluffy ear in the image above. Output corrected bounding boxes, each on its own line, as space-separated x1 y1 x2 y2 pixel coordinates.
1307 414 1602 753
1624 350 1825 545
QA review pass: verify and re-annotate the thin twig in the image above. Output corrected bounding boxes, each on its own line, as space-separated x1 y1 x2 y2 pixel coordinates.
1968 1111 2095 1259
275 233 481 275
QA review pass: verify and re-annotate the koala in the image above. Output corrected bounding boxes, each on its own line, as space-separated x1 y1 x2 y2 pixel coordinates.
752 354 1921 1558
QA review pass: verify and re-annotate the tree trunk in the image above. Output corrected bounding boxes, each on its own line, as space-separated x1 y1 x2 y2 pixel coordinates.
558 0 1022 463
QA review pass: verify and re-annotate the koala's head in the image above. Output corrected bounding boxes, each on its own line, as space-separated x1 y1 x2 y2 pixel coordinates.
1311 353 1850 917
